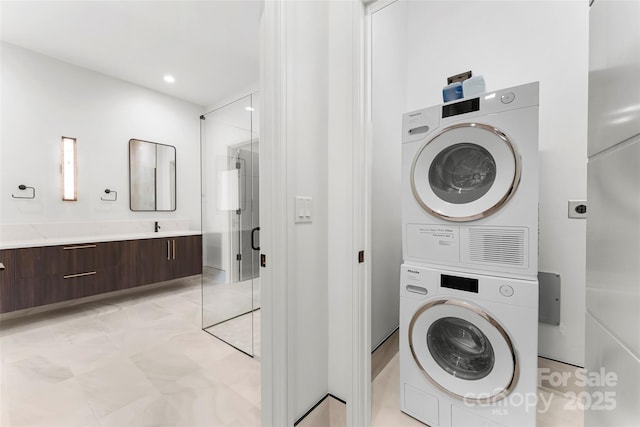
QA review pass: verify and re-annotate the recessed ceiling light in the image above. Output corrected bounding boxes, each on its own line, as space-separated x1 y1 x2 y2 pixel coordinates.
163 75 175 84
245 107 254 111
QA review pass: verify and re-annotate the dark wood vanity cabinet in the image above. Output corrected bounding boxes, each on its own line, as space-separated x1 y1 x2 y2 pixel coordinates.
172 235 202 279
40 243 100 305
0 248 38 312
136 236 202 285
0 234 201 313
96 240 139 293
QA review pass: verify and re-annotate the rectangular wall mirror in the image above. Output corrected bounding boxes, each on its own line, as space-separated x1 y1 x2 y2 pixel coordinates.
129 138 176 211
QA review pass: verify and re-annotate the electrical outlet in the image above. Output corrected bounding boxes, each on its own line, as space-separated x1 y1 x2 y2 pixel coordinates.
568 200 587 219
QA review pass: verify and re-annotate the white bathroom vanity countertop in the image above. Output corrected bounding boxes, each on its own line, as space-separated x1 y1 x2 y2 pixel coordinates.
0 230 201 250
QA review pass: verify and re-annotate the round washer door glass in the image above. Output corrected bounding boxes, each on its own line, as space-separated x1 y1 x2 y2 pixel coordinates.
427 316 495 380
411 123 521 221
409 300 518 402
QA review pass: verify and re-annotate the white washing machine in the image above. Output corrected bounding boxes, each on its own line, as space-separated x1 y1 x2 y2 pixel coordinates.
399 264 538 427
402 83 539 279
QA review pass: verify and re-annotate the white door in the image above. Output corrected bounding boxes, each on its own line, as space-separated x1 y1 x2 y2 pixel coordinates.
408 299 519 403
411 123 521 222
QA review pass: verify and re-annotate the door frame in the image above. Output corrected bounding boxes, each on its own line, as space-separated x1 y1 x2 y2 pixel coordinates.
260 0 382 425
260 1 291 424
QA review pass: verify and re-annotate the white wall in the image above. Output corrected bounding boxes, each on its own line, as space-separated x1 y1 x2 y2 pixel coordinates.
371 0 589 366
262 1 366 417
285 1 330 419
0 42 203 231
266 0 362 417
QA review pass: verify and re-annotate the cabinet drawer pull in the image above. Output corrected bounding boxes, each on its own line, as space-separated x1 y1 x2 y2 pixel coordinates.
172 239 176 260
63 271 97 279
63 244 97 250
167 240 171 260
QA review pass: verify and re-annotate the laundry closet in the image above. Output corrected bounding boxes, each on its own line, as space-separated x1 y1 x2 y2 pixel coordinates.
370 0 588 366
369 1 589 426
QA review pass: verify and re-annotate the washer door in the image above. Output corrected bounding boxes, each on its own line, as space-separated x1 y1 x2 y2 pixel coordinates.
411 123 521 221
408 299 519 403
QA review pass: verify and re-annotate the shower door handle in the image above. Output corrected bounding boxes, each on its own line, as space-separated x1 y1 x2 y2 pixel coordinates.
251 227 260 251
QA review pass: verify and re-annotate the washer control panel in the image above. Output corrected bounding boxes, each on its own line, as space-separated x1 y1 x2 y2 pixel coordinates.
400 264 537 308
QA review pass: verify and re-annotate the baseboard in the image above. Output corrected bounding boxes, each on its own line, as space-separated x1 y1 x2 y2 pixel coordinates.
372 328 399 380
294 394 346 427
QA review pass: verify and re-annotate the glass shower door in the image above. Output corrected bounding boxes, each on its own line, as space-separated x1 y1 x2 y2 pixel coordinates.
201 93 260 357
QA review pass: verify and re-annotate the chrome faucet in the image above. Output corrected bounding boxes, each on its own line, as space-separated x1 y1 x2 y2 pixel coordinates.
154 221 161 232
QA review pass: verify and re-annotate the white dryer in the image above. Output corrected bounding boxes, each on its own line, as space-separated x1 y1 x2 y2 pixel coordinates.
399 264 538 427
402 82 539 279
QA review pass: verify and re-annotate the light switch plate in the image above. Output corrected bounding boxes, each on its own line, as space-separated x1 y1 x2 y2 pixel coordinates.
294 196 313 224
568 200 587 219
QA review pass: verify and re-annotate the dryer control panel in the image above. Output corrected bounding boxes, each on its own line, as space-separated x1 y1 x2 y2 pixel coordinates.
402 81 539 145
442 97 480 118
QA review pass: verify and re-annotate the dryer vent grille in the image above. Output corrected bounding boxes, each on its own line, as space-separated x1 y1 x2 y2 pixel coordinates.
468 228 526 267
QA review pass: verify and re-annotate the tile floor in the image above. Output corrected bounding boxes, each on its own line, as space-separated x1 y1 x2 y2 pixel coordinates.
202 269 261 357
202 269 261 328
0 277 260 427
205 310 261 358
1 276 583 427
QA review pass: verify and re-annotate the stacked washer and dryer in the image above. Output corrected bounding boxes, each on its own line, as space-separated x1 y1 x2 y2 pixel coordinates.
399 82 540 427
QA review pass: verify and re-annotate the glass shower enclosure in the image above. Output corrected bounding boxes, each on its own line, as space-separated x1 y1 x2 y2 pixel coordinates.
201 93 260 357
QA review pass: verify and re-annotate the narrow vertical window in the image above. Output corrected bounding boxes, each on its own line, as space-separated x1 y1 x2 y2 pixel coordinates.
62 137 77 201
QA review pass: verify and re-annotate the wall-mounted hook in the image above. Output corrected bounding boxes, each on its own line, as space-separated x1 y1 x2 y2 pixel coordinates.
100 189 118 201
11 185 36 199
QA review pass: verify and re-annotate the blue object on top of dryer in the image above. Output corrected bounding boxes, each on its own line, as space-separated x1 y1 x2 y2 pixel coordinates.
401 82 539 279
462 75 486 98
442 82 463 102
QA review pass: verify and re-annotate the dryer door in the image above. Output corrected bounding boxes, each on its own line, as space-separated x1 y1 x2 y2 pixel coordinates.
408 299 519 402
411 123 521 222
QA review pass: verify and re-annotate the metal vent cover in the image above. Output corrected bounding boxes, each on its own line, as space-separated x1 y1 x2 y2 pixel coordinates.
468 228 526 267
